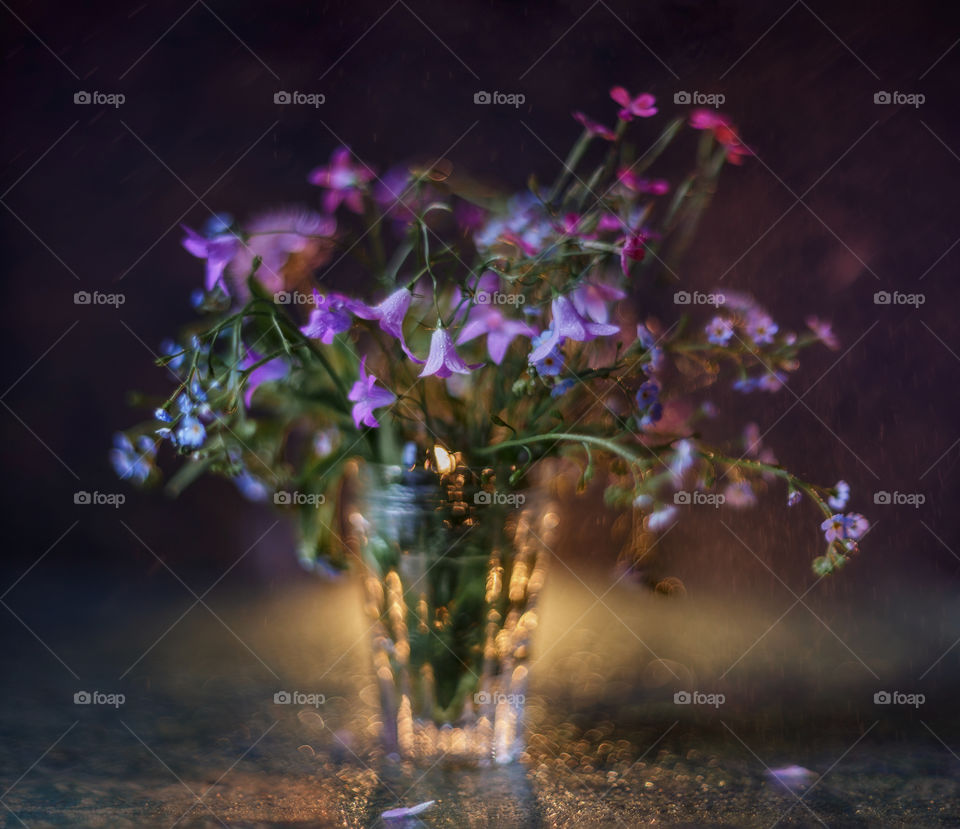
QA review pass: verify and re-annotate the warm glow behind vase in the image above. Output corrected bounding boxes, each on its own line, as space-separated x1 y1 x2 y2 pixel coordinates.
347 461 556 765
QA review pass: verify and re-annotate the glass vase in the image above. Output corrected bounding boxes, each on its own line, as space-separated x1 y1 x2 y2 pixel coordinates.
347 461 557 765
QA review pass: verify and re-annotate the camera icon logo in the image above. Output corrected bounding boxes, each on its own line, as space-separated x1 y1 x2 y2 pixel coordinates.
873 291 891 305
674 491 691 505
874 691 891 704
74 291 92 305
674 291 691 305
274 91 291 104
474 691 492 704
274 491 292 505
873 491 891 505
474 91 491 104
74 491 91 505
74 91 91 104
874 91 891 104
674 91 691 104
74 691 92 704
274 691 292 704
274 292 292 304
475 291 490 305
474 491 492 505
674 691 692 704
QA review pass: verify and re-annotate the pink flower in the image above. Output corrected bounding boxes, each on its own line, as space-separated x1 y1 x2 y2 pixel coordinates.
307 147 375 214
572 111 616 140
617 167 670 195
528 295 619 363
610 86 657 120
181 226 238 292
688 110 752 165
419 327 483 378
347 287 424 363
348 357 396 429
806 316 839 350
689 109 730 131
620 232 648 276
457 307 535 364
571 280 626 324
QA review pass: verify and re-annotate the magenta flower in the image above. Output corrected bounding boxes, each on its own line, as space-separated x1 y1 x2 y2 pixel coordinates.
348 357 396 429
419 327 483 378
617 168 670 195
620 232 648 276
688 110 752 165
689 109 730 131
347 287 424 363
806 316 839 350
571 280 626 324
181 226 239 292
307 147 375 214
241 350 288 407
300 291 353 344
572 111 616 140
457 307 535 364
528 295 620 363
610 87 657 120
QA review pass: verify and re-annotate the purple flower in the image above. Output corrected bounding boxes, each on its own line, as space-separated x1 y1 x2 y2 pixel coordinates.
529 331 565 376
300 292 353 344
241 350 288 408
821 513 868 542
572 280 626 324
181 226 239 292
528 295 620 363
347 287 423 363
551 378 576 398
806 316 839 350
787 488 802 507
757 371 787 392
636 380 660 409
308 147 375 214
636 324 664 373
638 402 662 428
746 312 779 345
572 111 616 140
617 168 669 195
419 327 483 378
348 357 396 429
610 86 657 120
828 480 850 511
705 316 734 346
647 505 677 531
457 307 535 364
724 481 757 508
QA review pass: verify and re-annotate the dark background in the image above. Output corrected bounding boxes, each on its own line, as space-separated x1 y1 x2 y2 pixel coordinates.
2 1 960 824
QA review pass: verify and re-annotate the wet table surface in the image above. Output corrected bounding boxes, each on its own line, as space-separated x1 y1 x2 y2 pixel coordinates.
2 571 959 828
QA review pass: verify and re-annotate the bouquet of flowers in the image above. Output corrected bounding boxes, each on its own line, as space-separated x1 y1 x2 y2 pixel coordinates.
113 86 868 580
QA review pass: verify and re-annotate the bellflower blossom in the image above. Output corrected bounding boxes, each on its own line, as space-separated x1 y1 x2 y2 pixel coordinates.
528 295 619 363
571 280 626 324
300 292 353 344
572 111 616 140
181 226 238 292
457 307 535 364
241 350 288 408
419 327 483 378
348 358 397 429
348 287 423 363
